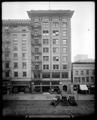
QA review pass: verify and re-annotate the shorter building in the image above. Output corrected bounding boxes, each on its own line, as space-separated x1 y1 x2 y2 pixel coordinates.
72 62 95 94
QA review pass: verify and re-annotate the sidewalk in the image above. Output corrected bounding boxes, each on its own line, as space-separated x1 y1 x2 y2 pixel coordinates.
3 93 95 100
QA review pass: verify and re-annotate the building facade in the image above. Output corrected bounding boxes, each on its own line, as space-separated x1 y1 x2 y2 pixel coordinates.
72 62 95 93
2 10 74 93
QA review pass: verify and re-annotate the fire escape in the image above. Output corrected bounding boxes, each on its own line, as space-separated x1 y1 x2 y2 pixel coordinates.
31 22 42 82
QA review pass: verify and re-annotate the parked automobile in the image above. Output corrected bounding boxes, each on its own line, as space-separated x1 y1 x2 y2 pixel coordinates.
50 96 61 106
61 96 69 106
68 96 77 106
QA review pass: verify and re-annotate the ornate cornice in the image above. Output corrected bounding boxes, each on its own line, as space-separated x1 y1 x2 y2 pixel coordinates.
27 10 74 19
2 19 31 26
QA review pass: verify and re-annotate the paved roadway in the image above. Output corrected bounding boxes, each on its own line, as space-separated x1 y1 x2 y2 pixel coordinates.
3 93 95 100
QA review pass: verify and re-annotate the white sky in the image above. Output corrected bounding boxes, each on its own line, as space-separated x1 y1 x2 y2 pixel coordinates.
2 2 95 62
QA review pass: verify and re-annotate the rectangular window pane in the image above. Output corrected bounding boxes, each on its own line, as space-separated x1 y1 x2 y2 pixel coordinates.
53 56 59 61
14 72 18 77
62 72 68 78
63 39 67 44
22 62 27 69
43 65 49 69
52 72 60 78
53 39 58 44
23 72 27 77
42 72 50 78
43 56 49 61
14 62 18 69
62 47 67 53
63 65 67 69
53 47 59 53
53 65 59 69
43 39 49 44
62 56 67 62
43 48 49 53
5 63 9 68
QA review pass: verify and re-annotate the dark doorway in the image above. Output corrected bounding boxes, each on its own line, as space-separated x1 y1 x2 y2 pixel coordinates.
42 86 50 92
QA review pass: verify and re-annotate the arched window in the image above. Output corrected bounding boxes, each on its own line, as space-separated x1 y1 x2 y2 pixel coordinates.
63 85 67 92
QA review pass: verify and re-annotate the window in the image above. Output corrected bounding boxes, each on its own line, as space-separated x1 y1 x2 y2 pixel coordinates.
13 46 18 51
14 62 18 69
53 30 59 36
63 31 67 36
13 33 17 36
23 72 27 77
53 22 59 27
53 65 59 69
82 77 85 83
62 56 67 62
43 48 49 53
86 77 89 82
53 56 59 61
22 34 26 36
22 29 26 32
63 85 67 92
62 72 68 78
43 56 49 61
63 65 67 69
13 38 18 42
43 65 49 69
35 48 39 53
22 53 26 59
52 72 60 78
86 70 89 75
14 72 18 77
81 70 84 75
34 39 39 44
53 39 58 44
22 62 27 69
53 47 59 53
5 53 9 57
63 39 67 44
62 47 67 53
43 22 49 27
13 53 18 59
5 71 10 77
91 77 94 83
43 39 49 44
35 56 39 60
78 77 81 83
5 63 9 68
43 30 49 35
75 71 78 75
42 72 50 78
62 22 67 28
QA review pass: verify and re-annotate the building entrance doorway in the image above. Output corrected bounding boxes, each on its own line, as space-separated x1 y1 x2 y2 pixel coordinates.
42 86 50 92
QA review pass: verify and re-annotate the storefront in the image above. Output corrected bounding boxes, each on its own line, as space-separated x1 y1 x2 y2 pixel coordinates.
31 81 60 93
11 81 31 93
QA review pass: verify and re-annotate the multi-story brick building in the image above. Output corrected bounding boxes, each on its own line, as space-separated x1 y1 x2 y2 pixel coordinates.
72 62 95 94
2 10 74 93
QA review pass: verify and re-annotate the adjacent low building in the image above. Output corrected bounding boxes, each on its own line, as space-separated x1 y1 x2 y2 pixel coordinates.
72 62 95 94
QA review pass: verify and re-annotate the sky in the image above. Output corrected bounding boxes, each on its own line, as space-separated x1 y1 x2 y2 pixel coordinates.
2 2 95 62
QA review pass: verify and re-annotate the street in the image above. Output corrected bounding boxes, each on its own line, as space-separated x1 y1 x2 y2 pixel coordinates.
2 93 95 119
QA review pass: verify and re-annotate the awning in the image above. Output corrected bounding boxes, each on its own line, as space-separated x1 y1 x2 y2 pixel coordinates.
80 85 88 90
